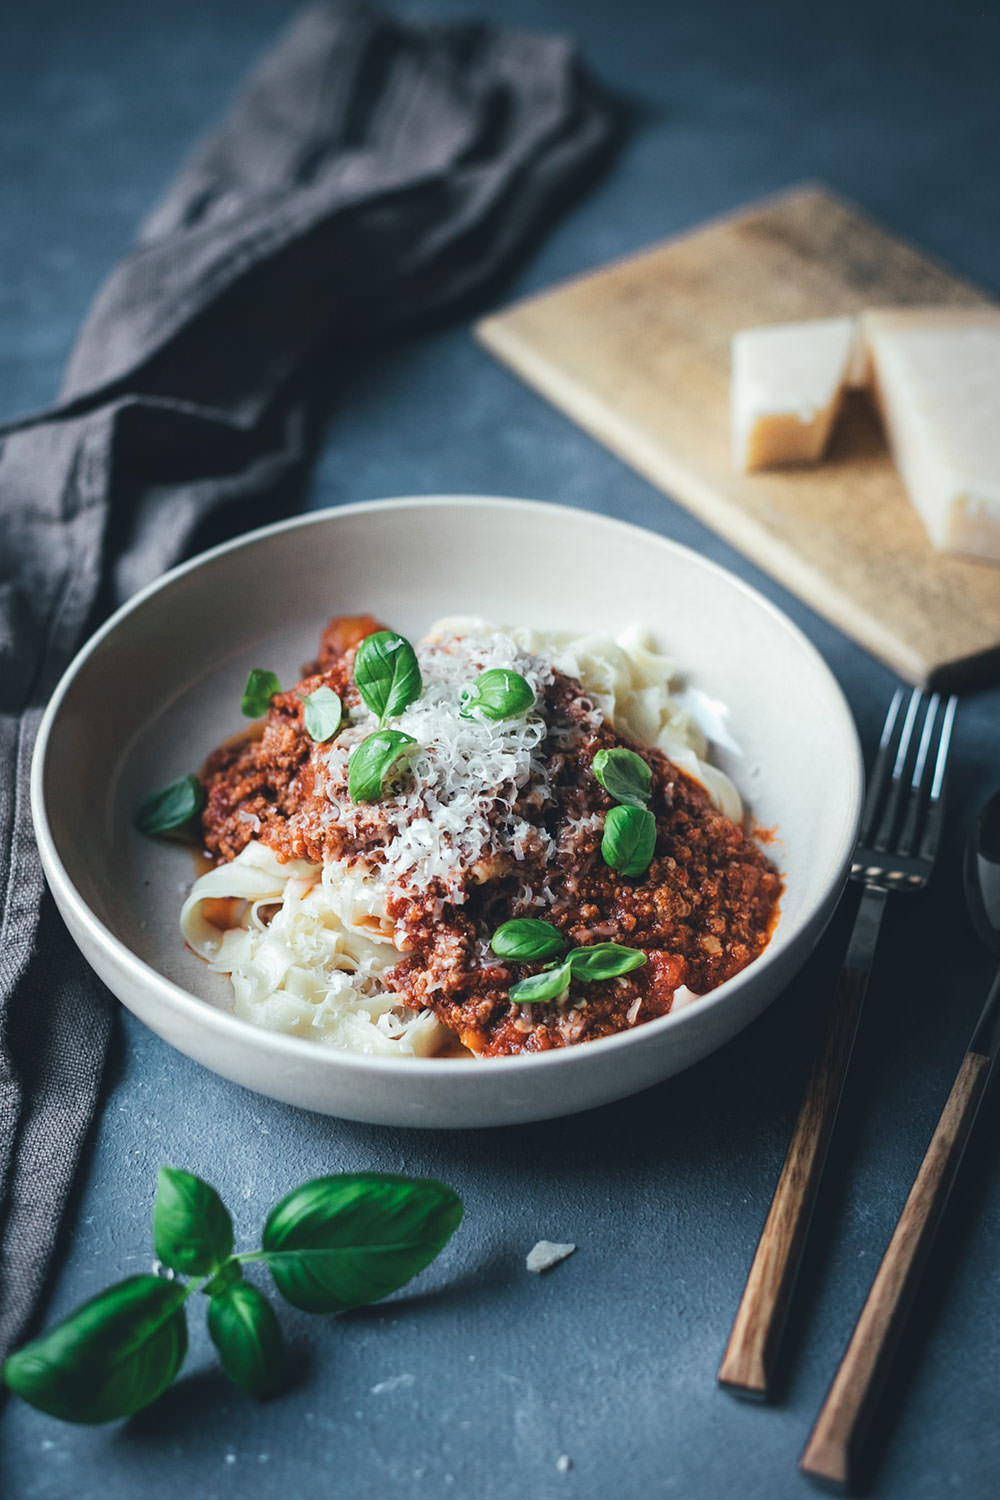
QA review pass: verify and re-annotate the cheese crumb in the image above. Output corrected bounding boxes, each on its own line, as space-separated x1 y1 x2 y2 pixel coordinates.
526 1240 577 1274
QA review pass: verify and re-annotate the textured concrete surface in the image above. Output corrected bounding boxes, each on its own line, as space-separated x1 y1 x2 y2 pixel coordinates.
3 1 1000 1496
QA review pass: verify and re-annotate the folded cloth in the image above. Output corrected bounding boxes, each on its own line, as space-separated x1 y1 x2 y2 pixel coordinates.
0 0 616 1363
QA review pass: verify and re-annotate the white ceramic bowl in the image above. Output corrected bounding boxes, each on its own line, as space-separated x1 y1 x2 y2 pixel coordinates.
31 496 863 1127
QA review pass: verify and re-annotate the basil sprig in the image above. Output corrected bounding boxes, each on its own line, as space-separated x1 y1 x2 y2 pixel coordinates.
299 685 343 743
348 729 417 803
505 937 647 1005
460 668 535 722
594 745 657 878
490 918 568 962
354 631 422 726
2 1167 462 1424
242 668 282 718
134 774 204 838
602 804 657 878
592 748 652 810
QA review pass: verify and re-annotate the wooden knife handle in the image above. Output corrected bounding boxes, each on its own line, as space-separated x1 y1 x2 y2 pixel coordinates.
800 1049 992 1491
717 957 871 1397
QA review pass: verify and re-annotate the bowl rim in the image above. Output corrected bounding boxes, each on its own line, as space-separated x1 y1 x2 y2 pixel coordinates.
30 493 864 1079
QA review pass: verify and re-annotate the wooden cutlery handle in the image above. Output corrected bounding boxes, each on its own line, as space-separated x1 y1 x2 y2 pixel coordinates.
800 1049 992 1490
718 953 872 1397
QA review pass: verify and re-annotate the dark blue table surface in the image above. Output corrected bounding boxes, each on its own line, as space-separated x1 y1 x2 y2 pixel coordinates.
3 2 999 1496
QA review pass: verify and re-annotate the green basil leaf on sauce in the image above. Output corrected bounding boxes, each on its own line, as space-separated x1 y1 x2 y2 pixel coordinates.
1 1276 188 1424
566 943 647 982
602 804 657 878
459 669 535 722
508 961 573 1006
207 1283 284 1399
592 747 652 810
347 730 417 803
299 685 343 743
354 632 422 726
134 774 204 837
241 668 282 719
153 1167 234 1277
490 918 568 963
259 1173 463 1313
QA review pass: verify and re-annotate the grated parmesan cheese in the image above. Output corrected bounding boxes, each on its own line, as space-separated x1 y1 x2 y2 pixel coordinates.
311 632 576 906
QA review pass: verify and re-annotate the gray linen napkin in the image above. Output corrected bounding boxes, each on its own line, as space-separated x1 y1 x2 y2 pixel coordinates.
0 0 615 1362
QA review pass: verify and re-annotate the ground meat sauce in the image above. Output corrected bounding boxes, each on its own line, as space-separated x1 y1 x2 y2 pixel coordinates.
200 616 781 1057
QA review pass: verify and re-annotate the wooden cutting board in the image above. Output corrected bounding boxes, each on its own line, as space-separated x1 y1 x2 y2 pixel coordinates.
476 184 1000 689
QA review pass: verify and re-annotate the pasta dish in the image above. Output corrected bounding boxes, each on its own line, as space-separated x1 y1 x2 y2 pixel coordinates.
177 616 781 1057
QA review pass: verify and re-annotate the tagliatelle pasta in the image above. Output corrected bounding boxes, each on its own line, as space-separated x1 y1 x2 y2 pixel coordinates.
180 619 779 1057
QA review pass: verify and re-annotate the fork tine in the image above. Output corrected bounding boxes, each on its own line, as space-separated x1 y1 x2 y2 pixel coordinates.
858 688 905 844
918 694 958 863
897 693 940 856
872 688 924 853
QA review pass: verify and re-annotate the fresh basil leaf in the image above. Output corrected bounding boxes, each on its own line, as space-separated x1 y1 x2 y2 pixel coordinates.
592 747 652 810
602 804 657 878
348 730 417 803
490 918 568 962
508 960 573 1005
259 1173 463 1314
207 1283 284 1399
354 632 422 725
459 668 535 722
242 668 281 718
134 775 204 838
153 1167 234 1277
567 943 648 982
2 1276 188 1424
299 685 342 743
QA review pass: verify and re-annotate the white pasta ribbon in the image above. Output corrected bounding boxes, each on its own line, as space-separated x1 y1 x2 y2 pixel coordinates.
181 843 447 1056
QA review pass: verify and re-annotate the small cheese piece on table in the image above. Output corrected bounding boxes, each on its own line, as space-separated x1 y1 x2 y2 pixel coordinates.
731 315 861 471
862 307 1000 563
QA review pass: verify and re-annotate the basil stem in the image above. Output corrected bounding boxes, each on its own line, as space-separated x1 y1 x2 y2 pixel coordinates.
2 1168 466 1425
592 747 652 810
490 918 568 962
347 730 417 803
1 1276 189 1424
241 668 281 718
459 668 535 722
258 1174 464 1314
134 774 204 838
566 943 647 982
153 1167 234 1277
354 631 422 726
602 804 657 878
508 961 573 1005
299 685 342 743
207 1283 284 1398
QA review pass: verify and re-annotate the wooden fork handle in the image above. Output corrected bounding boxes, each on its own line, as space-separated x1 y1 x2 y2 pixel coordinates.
800 1044 994 1490
718 885 887 1399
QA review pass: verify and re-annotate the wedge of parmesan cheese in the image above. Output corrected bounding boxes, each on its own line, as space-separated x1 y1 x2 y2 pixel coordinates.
861 307 1000 563
731 315 863 471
